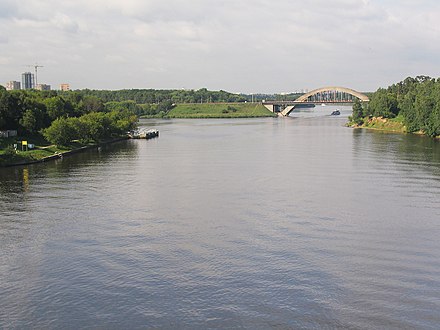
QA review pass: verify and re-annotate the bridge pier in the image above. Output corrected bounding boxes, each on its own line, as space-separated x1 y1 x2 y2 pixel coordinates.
263 104 295 116
281 106 294 117
263 104 275 112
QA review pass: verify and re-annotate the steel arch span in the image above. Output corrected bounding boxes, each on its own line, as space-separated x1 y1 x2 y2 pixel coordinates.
262 86 369 116
296 86 369 102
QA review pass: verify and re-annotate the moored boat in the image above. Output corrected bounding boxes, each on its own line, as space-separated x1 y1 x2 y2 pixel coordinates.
129 128 159 139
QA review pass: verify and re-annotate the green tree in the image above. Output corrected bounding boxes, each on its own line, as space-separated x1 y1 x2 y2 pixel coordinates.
80 96 105 114
424 104 440 137
19 109 38 134
366 88 399 118
156 100 174 113
79 112 111 141
109 110 138 134
350 99 365 125
44 96 68 120
0 86 12 129
18 98 48 134
43 117 77 146
399 90 419 132
0 87 24 130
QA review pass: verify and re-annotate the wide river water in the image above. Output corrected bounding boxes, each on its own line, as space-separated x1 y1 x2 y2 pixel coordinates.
1 106 440 329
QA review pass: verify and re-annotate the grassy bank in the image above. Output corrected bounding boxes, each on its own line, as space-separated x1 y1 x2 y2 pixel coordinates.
0 135 126 167
166 103 276 118
350 115 407 133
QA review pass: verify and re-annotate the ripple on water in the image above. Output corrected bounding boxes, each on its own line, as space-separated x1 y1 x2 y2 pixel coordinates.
1 117 440 328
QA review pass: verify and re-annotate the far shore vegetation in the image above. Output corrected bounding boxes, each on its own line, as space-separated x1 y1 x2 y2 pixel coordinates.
349 76 440 138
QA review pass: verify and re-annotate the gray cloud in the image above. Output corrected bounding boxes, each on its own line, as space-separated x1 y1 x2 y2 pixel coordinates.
1 0 440 93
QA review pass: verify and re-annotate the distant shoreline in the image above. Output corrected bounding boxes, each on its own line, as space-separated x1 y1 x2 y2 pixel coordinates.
147 102 276 119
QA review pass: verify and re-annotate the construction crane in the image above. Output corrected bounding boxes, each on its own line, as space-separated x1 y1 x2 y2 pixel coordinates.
26 63 44 87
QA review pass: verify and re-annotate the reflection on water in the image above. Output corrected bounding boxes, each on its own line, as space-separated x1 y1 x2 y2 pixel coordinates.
22 168 29 192
1 114 439 328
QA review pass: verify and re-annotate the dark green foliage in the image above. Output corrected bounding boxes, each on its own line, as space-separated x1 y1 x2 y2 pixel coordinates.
0 145 17 166
43 110 137 145
156 100 174 113
366 88 399 118
397 77 440 137
43 117 77 146
44 96 73 120
358 76 440 137
75 88 247 104
105 100 143 115
0 86 22 130
350 99 365 125
80 96 105 114
0 88 139 148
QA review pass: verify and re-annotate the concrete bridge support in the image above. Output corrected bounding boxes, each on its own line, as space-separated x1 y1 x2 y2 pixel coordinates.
263 104 275 112
281 106 294 117
264 104 295 116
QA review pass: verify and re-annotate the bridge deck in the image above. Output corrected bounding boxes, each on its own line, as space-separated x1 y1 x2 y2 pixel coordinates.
262 100 355 105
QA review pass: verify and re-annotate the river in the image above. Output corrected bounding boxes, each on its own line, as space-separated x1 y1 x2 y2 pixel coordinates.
1 106 440 329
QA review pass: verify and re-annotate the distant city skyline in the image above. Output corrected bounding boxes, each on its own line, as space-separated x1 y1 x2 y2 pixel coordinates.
1 0 440 93
5 72 54 91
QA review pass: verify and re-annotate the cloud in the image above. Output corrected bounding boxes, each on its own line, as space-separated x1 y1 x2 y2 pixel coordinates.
51 14 79 33
0 57 11 65
2 0 440 92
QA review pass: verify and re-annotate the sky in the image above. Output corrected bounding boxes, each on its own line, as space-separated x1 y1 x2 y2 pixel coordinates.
1 0 440 93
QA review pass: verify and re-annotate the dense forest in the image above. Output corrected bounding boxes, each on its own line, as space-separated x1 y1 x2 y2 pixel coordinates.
351 76 440 137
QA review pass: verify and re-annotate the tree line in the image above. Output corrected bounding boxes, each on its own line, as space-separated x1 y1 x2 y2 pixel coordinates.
77 88 248 104
60 88 304 104
351 76 440 137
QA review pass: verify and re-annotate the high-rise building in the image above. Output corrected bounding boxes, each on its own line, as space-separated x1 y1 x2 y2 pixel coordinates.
60 83 70 91
36 84 51 91
22 72 35 90
6 81 21 90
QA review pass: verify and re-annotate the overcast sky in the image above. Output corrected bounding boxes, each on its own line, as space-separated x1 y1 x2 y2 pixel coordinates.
1 0 440 93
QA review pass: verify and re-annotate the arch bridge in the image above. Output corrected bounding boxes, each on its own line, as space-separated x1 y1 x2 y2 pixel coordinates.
263 86 369 116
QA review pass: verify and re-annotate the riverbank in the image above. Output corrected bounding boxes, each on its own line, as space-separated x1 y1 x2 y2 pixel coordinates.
151 103 276 118
349 116 440 138
349 116 407 133
0 137 129 168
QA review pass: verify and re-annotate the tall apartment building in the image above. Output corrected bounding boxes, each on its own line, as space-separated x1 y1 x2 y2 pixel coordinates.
22 72 35 89
60 83 70 91
6 81 21 90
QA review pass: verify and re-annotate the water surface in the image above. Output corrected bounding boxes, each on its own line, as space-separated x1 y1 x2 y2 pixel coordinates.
1 106 440 329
